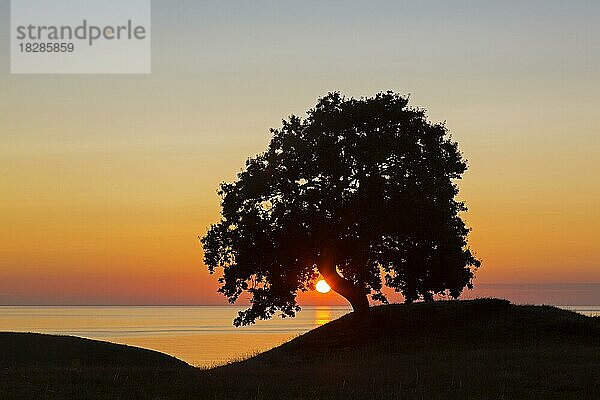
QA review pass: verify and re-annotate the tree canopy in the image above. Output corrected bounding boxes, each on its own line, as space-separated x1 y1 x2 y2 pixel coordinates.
201 92 480 326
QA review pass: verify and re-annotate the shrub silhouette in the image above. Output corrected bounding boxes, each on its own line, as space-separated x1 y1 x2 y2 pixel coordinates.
202 92 480 326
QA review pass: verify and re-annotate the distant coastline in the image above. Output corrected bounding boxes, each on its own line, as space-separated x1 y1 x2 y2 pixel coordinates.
2 282 599 306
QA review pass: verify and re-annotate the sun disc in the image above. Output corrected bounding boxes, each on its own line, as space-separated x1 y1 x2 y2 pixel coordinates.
316 279 331 294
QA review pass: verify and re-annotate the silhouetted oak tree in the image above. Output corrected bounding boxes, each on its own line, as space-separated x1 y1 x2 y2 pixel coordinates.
202 92 480 326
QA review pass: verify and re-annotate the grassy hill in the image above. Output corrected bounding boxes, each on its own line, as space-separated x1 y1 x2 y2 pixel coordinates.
0 332 189 369
2 299 600 399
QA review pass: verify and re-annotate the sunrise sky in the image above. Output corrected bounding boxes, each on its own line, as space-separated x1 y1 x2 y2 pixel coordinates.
1 1 599 305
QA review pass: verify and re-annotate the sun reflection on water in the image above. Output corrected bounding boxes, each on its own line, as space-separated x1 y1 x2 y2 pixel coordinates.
314 306 332 326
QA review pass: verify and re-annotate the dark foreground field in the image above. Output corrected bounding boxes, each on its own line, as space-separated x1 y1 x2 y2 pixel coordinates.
2 299 599 399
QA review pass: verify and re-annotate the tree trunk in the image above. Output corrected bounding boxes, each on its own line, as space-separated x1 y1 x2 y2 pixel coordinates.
317 249 369 315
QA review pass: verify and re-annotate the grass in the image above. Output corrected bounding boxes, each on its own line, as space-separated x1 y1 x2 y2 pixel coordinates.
2 299 600 399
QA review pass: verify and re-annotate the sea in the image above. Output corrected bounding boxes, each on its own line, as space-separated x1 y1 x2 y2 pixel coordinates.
0 305 597 367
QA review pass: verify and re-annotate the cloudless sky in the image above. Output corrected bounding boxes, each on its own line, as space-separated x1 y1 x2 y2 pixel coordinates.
1 1 599 305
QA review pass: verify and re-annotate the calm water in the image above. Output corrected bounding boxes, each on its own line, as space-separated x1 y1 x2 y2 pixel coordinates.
0 305 597 367
0 306 351 367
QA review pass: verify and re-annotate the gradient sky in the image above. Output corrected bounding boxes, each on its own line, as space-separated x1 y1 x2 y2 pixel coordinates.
1 1 599 305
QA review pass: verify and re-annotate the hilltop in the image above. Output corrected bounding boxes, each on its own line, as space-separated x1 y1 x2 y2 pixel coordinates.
2 299 599 399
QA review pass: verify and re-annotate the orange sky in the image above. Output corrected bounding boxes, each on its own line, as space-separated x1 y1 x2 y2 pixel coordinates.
1 1 599 305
